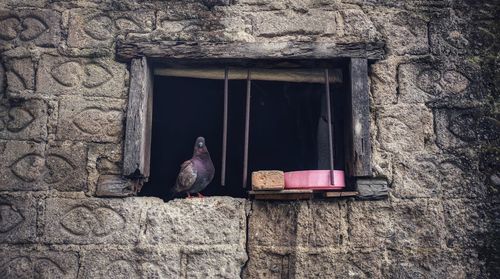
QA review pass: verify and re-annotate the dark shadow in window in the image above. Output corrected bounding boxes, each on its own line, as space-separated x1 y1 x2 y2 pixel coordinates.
141 74 346 201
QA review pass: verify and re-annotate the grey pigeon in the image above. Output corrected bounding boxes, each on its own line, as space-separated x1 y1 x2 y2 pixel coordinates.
170 137 215 198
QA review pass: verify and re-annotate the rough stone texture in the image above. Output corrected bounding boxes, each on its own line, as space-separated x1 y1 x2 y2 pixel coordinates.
0 0 498 278
141 197 247 246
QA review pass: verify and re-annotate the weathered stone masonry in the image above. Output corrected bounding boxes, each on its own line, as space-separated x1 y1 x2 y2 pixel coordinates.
0 0 498 278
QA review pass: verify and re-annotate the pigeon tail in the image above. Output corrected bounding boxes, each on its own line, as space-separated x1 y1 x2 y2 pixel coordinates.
168 186 179 200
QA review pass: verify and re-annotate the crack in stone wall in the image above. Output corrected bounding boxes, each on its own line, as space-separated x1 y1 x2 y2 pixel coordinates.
0 0 498 278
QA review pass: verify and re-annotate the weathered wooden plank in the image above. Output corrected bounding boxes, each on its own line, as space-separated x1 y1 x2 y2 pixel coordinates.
154 67 343 83
323 191 359 198
123 56 153 184
96 175 141 197
346 58 372 177
116 40 386 61
355 178 388 200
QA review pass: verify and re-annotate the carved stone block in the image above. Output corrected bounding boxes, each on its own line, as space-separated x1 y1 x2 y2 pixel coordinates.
0 9 61 48
41 197 151 244
78 249 179 278
67 10 154 48
375 104 433 153
398 61 479 104
36 54 127 98
57 96 125 143
4 57 35 93
0 194 37 243
0 140 87 191
434 108 496 150
248 201 299 247
0 249 78 278
0 98 48 141
142 197 247 246
430 14 497 56
0 140 47 191
297 201 347 248
46 141 88 192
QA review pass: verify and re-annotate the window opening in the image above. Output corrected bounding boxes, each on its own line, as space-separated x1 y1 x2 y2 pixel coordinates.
139 62 349 201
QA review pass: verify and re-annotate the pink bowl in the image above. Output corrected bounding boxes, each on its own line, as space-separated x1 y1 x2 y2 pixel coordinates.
284 170 345 190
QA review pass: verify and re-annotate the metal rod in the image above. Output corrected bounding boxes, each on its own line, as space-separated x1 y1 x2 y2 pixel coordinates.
243 69 251 188
221 67 228 186
324 69 335 185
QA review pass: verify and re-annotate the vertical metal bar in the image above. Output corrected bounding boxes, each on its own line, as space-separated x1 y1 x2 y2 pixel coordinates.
221 67 229 186
324 69 335 185
243 69 251 188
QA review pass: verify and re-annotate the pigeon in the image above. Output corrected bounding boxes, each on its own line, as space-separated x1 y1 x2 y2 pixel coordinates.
170 137 215 198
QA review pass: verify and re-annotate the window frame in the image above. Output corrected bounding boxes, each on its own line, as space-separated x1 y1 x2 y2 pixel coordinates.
96 41 383 197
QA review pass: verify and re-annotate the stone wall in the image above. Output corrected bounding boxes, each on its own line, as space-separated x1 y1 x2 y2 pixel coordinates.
0 0 498 278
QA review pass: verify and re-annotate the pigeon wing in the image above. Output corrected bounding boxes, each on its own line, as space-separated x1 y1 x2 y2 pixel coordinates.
174 160 197 193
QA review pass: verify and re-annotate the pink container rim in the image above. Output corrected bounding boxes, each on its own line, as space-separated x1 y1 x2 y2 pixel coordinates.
284 170 345 190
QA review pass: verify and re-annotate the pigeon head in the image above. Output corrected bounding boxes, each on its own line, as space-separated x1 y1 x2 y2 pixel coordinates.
193 137 209 155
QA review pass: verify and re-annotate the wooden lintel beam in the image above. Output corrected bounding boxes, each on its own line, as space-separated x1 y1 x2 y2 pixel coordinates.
116 40 386 61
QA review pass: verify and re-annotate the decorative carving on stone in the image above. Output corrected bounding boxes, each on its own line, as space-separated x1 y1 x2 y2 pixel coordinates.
416 69 470 95
4 57 35 92
0 195 36 242
0 10 60 47
0 16 48 41
57 96 125 142
0 251 78 278
0 203 24 233
9 153 77 184
83 15 114 41
4 107 34 132
37 55 126 98
60 206 125 237
72 108 122 136
50 61 114 89
430 14 496 55
398 61 482 105
0 16 21 40
68 11 154 48
0 98 47 141
0 141 87 191
434 108 497 149
10 154 46 182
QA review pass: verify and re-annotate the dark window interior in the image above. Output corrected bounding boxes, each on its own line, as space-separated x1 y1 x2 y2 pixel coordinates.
140 64 348 201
